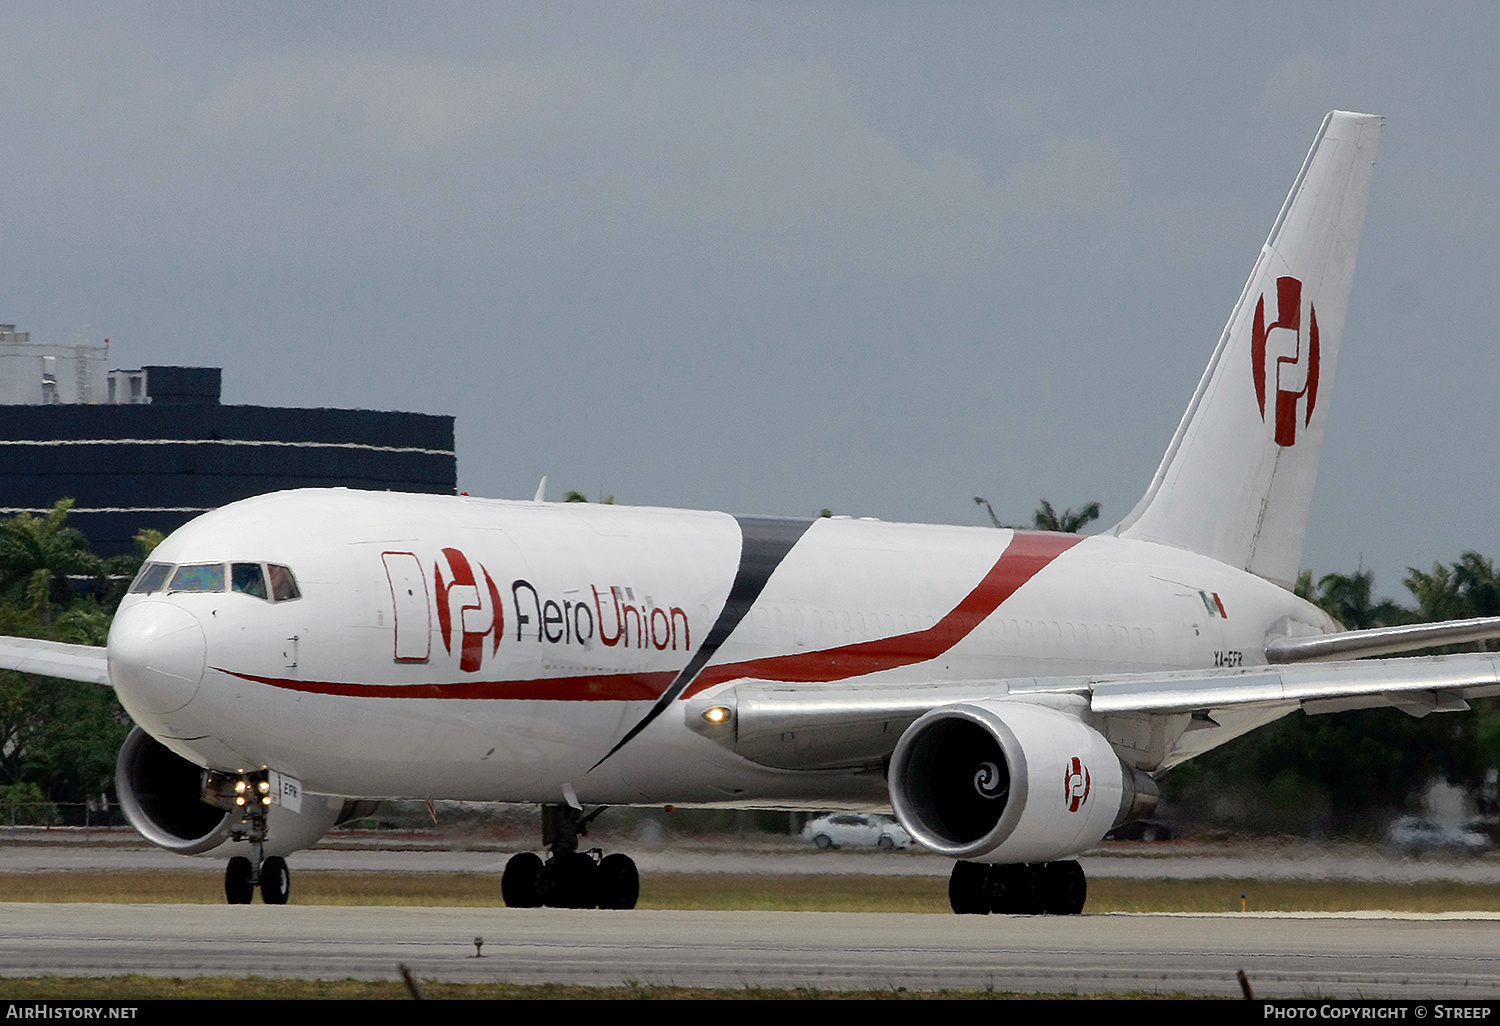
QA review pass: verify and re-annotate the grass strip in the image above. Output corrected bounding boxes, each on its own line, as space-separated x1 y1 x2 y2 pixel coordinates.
0 975 1197 1000
0 870 1496 913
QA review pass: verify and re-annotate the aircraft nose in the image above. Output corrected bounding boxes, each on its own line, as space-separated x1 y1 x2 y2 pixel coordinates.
107 601 206 715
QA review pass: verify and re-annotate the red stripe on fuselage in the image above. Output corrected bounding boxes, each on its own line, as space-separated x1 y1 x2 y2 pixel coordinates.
219 531 1084 702
215 667 676 702
681 530 1084 696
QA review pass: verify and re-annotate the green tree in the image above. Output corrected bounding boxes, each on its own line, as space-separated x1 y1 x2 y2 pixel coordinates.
0 502 148 810
1400 551 1500 655
0 595 128 805
1453 552 1500 619
1405 562 1469 623
1170 555 1500 833
1164 702 1488 835
0 499 105 624
0 782 59 826
1306 570 1405 629
1033 500 1101 533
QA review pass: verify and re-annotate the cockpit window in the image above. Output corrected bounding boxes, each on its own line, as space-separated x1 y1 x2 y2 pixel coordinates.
268 564 301 602
129 560 297 602
231 562 268 599
169 563 225 593
129 562 172 595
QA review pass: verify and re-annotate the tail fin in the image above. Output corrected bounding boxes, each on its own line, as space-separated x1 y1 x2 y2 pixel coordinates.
1112 111 1382 589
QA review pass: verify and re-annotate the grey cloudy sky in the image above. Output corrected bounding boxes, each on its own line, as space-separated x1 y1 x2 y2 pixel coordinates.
2 2 1496 602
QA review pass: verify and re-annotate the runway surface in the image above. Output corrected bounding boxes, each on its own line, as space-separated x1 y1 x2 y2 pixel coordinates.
4 838 1500 997
1 902 1497 998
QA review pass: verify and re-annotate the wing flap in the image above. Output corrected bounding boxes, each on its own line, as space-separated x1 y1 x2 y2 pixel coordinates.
0 636 111 686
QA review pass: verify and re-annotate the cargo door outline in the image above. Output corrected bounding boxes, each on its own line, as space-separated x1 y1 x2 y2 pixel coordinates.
382 552 432 663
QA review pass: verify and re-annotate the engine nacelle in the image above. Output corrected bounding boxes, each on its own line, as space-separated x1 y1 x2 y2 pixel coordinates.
889 700 1154 864
115 726 348 857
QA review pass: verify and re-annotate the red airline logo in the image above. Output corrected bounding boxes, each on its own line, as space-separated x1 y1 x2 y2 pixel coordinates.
434 548 503 673
1251 275 1320 447
1064 756 1091 812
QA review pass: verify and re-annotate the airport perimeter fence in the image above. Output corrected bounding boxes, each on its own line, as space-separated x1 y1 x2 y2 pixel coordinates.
0 802 823 850
0 803 128 830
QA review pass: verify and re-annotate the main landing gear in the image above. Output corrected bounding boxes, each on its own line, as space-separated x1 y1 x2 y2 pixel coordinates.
205 768 290 905
501 803 640 910
948 859 1087 915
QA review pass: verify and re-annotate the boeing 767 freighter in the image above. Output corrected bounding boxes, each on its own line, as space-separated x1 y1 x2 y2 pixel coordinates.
9 111 1500 915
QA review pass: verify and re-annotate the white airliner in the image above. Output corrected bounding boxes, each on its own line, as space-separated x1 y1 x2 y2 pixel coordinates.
7 110 1500 913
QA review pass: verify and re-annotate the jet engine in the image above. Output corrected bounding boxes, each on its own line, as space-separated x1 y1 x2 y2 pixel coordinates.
115 726 349 857
888 700 1156 864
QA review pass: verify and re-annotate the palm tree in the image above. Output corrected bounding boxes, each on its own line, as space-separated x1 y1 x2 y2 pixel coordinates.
1312 570 1404 630
1033 500 1102 534
1404 562 1471 624
1453 552 1500 618
1407 551 1500 652
0 500 103 625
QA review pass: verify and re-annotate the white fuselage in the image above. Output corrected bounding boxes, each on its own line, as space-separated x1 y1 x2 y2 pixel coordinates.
106 488 1335 808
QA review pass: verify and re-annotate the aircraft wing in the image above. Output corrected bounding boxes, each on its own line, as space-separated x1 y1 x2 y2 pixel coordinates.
0 637 111 687
1088 653 1500 715
686 650 1500 774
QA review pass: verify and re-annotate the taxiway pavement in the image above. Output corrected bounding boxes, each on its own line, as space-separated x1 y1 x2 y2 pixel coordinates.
0 902 1496 998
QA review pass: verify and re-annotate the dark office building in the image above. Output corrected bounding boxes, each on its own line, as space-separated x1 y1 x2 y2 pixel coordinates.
0 351 456 556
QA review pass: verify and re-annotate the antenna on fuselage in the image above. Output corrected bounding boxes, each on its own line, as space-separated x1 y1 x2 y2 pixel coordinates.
533 476 548 502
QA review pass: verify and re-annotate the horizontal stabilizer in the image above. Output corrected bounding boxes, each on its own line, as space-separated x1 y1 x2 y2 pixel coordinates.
1265 616 1500 662
1086 653 1500 715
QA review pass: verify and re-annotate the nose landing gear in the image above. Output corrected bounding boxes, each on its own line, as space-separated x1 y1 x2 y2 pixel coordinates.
501 803 640 910
206 768 291 905
223 852 289 905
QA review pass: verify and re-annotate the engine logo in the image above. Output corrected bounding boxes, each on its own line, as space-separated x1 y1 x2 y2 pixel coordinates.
1064 756 1092 812
1251 275 1320 448
973 760 1006 799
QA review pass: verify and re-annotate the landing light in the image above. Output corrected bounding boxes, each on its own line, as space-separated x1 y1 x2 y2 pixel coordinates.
702 706 731 725
205 769 274 813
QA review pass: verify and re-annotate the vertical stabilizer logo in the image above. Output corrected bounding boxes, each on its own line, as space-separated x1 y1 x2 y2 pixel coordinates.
1251 275 1320 447
434 548 503 673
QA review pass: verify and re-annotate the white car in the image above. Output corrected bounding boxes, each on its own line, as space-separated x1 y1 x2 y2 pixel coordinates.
802 813 912 850
1386 816 1491 856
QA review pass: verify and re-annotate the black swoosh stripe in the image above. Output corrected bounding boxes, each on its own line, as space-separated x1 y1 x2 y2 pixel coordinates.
588 515 814 771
